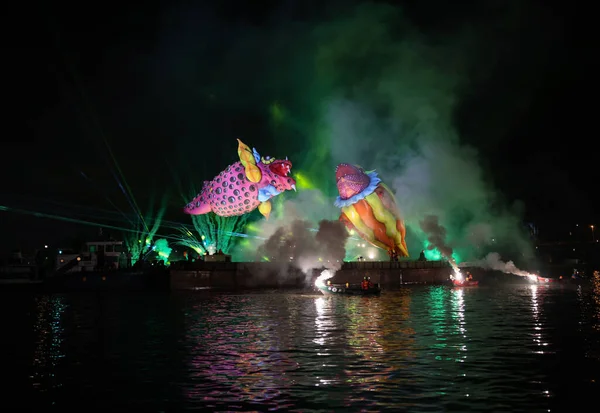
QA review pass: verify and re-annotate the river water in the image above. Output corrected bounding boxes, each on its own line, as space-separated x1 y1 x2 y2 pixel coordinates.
3 279 600 412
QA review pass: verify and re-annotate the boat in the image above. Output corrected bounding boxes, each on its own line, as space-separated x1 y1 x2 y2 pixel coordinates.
317 282 381 296
0 242 166 292
452 279 479 287
536 275 589 285
46 239 171 291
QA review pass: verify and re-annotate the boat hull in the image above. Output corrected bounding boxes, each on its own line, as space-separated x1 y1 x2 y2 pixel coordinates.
452 280 479 287
317 284 381 296
536 276 559 283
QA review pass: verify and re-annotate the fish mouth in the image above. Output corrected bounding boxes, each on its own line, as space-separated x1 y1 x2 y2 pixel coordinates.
269 160 292 177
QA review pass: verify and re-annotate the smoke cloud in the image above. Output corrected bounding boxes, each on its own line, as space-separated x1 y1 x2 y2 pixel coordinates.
257 219 349 275
471 252 535 278
152 2 554 265
419 215 454 260
313 5 538 264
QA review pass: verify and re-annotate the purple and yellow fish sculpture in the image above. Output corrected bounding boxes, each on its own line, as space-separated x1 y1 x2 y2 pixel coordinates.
183 139 296 219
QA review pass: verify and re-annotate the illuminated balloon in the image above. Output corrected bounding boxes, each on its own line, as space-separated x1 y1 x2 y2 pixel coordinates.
184 140 296 219
334 163 408 257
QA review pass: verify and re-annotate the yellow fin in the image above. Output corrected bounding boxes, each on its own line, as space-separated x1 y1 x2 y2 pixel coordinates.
237 139 262 183
258 200 272 219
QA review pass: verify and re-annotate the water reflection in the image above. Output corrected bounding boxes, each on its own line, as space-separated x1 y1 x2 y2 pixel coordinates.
369 290 417 382
313 296 334 349
335 293 418 409
31 295 67 392
6 286 599 411
577 274 600 361
450 288 467 362
427 286 450 359
530 285 549 353
344 297 384 359
312 296 344 390
378 290 416 358
184 295 298 408
592 273 600 331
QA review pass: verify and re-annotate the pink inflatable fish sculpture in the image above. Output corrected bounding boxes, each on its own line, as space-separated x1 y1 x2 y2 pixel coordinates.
183 139 296 219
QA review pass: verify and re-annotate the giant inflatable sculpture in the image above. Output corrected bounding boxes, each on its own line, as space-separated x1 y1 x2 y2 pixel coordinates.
334 163 408 258
183 139 296 220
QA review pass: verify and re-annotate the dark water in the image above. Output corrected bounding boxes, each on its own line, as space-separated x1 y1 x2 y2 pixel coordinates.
4 279 600 412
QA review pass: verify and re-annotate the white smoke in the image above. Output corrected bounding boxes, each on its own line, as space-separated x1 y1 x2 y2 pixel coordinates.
201 2 546 266
471 252 536 280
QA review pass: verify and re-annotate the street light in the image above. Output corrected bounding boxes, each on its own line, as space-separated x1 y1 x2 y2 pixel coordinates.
591 225 596 242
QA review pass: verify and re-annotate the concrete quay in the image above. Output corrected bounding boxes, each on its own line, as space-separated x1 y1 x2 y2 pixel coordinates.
170 260 456 290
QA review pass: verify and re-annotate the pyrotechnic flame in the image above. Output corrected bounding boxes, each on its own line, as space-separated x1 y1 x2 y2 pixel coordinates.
315 269 334 288
449 259 463 281
501 266 539 283
460 253 540 283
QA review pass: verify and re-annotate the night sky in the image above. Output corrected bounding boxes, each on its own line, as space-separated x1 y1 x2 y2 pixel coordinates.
2 0 594 252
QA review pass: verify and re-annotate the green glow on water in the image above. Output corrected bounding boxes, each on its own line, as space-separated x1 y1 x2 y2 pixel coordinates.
428 286 448 341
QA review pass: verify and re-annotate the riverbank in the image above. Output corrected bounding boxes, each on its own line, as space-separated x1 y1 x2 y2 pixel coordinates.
1 259 584 293
169 260 534 290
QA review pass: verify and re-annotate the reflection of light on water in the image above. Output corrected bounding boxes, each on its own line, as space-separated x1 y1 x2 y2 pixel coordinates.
314 297 326 346
340 297 390 392
591 273 600 331
428 287 448 342
379 292 416 358
574 275 600 362
315 297 326 315
344 298 385 359
312 297 346 388
530 285 548 353
454 289 465 336
184 297 297 404
450 288 467 362
314 297 334 349
31 296 67 391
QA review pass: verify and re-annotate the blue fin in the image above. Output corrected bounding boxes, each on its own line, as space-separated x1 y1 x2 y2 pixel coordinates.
258 184 280 202
252 148 261 164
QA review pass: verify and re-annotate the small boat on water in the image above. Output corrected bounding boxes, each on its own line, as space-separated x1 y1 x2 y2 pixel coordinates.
450 270 479 287
452 279 479 287
536 275 589 285
317 283 381 296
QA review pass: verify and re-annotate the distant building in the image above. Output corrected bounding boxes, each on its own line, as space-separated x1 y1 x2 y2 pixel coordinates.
55 240 128 273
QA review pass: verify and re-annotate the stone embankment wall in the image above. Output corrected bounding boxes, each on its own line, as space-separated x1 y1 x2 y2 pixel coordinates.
170 260 454 290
